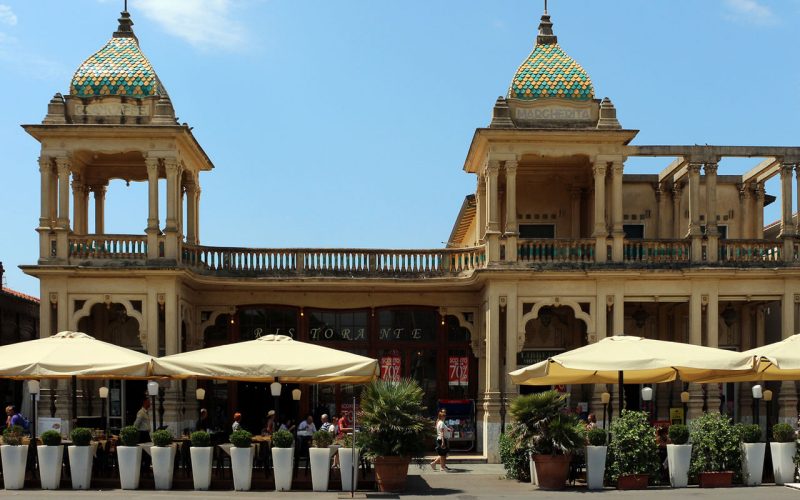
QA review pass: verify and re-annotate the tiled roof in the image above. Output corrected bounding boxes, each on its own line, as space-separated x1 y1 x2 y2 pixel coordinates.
70 36 165 99
0 287 40 304
509 43 594 101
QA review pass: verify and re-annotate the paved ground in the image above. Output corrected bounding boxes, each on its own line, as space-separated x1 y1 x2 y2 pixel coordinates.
0 465 797 498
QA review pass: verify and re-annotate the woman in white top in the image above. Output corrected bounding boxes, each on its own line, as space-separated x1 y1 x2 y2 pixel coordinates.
430 409 452 471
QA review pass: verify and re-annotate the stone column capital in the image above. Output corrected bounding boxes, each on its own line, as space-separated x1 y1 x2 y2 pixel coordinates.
504 158 518 173
145 156 160 172
687 162 702 174
782 162 798 174
703 162 718 175
55 156 71 173
38 156 53 172
90 183 108 195
592 163 607 177
486 160 500 176
754 182 765 201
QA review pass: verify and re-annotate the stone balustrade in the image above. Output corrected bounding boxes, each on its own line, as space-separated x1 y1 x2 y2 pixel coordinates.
718 239 783 263
623 239 691 263
68 234 148 260
517 239 595 263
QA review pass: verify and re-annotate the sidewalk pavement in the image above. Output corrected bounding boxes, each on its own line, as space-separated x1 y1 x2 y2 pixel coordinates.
0 465 798 499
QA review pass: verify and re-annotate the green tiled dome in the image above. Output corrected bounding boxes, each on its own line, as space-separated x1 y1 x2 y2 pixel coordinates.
70 13 165 99
508 14 594 101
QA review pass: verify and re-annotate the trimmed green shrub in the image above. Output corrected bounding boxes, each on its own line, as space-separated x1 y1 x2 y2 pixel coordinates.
40 430 62 446
191 430 211 447
229 429 252 448
119 425 139 446
772 423 796 443
587 428 607 447
70 427 93 446
668 424 690 445
607 410 659 483
2 425 23 446
152 429 173 447
335 431 367 449
689 412 741 479
738 424 762 444
272 429 293 448
312 429 333 448
498 431 530 482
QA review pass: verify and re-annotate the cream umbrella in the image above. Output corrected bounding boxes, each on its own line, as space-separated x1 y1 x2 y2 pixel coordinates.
692 333 800 383
509 335 756 416
153 334 378 383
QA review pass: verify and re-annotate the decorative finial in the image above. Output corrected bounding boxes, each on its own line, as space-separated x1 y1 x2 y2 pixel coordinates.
113 2 138 41
544 0 548 14
536 3 557 45
124 0 128 12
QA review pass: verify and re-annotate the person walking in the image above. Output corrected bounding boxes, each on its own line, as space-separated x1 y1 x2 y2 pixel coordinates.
431 409 452 471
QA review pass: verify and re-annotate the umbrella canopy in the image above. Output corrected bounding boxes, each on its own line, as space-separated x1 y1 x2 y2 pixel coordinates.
509 335 756 385
693 333 800 383
0 331 153 379
153 334 379 383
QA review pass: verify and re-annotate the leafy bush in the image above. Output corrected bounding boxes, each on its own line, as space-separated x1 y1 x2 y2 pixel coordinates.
335 431 367 449
191 430 211 447
772 423 796 443
152 429 173 447
230 430 252 448
119 426 139 446
312 429 333 448
738 424 762 444
40 430 61 446
2 425 23 446
359 378 434 458
668 424 689 445
607 410 659 483
499 431 530 482
70 427 93 446
689 412 741 479
272 429 293 448
508 390 584 456
587 428 607 446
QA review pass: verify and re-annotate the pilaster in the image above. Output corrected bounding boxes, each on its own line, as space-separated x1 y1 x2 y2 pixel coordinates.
37 156 54 261
704 162 719 262
610 160 624 262
687 162 702 261
485 161 501 262
591 162 608 262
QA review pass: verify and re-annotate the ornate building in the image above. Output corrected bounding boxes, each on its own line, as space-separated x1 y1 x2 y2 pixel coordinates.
21 8 800 461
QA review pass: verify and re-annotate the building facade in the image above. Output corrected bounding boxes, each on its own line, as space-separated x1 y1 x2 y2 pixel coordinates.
21 8 800 461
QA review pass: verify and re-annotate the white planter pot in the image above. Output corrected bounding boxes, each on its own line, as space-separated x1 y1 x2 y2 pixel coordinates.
272 447 294 491
0 445 28 490
771 442 797 485
68 445 93 490
529 451 537 485
231 446 254 491
741 442 765 486
310 447 331 491
117 446 141 490
151 446 176 490
37 445 63 490
338 447 359 492
190 446 213 491
666 443 692 488
585 445 607 490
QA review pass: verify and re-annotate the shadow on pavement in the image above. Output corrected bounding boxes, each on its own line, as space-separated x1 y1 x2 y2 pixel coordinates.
405 475 462 496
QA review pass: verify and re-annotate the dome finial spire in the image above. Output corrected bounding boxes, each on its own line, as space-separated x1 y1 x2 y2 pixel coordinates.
113 0 137 41
536 4 557 45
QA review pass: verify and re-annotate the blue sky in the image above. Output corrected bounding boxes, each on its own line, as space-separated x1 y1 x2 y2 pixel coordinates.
1 0 798 296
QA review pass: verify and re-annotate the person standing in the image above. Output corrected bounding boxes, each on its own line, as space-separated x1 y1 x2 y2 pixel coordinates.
133 399 152 443
431 409 452 471
261 410 276 436
232 412 242 432
196 408 210 432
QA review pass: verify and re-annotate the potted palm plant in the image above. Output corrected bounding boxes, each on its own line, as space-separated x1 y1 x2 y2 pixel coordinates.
190 430 213 490
689 412 740 488
1 425 27 490
38 430 63 490
607 410 659 489
151 429 175 490
117 425 141 490
360 378 433 493
770 422 796 485
666 423 691 487
509 390 583 490
271 429 294 491
230 429 254 491
586 427 607 490
738 424 764 486
68 427 94 490
310 430 334 491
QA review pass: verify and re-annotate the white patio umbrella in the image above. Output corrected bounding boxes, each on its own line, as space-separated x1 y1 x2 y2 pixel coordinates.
153 334 378 383
693 333 800 383
509 335 756 416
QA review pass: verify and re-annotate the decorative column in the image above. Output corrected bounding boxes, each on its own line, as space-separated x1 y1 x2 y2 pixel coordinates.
504 159 518 262
55 156 71 260
654 182 664 239
504 293 519 398
738 183 751 239
687 162 703 261
570 186 581 239
672 182 683 239
477 174 486 245
485 160 501 263
780 162 797 262
592 162 608 263
71 173 86 235
37 157 53 260
482 294 502 462
185 182 198 245
193 185 201 244
779 291 798 419
687 291 704 418
754 183 765 239
611 160 624 262
145 157 161 260
92 184 107 234
704 162 719 262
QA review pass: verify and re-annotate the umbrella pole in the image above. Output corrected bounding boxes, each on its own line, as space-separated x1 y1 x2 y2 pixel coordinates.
351 394 356 498
71 375 77 431
618 371 623 418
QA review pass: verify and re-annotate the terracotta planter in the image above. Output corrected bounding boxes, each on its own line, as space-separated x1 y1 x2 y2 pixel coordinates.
698 471 734 488
373 455 411 493
532 454 571 490
617 473 649 490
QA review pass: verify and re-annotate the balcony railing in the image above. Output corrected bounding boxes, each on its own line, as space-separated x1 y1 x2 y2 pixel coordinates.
624 239 691 263
517 239 595 263
69 235 147 260
718 240 782 262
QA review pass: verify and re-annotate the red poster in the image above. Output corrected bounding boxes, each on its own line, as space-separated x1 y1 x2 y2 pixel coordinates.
380 355 401 382
448 356 469 386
